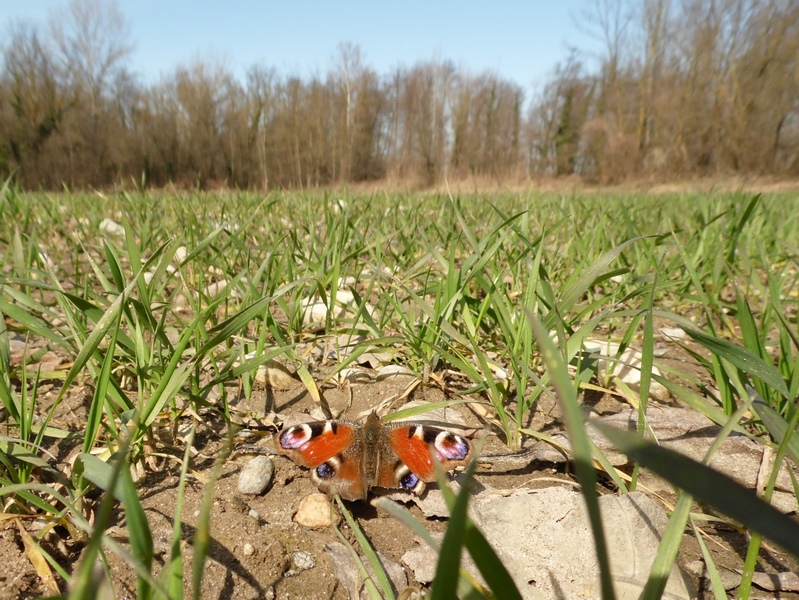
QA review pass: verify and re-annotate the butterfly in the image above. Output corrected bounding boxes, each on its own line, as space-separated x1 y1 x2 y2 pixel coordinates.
274 411 474 501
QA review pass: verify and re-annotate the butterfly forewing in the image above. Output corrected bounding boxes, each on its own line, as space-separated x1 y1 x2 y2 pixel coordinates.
275 421 358 467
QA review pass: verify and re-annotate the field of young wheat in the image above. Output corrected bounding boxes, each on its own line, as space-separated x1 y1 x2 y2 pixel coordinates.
1 186 798 599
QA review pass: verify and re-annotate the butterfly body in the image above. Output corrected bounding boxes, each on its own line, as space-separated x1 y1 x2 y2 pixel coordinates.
274 412 473 501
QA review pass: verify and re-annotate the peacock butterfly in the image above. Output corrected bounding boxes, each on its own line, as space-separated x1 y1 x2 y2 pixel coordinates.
274 411 473 501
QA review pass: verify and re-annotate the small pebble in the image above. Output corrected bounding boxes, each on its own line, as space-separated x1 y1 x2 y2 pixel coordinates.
242 543 255 556
9 334 27 352
248 508 260 521
659 326 687 340
293 493 334 529
255 359 295 389
99 218 125 237
237 455 274 494
292 551 315 571
375 364 416 381
335 367 372 384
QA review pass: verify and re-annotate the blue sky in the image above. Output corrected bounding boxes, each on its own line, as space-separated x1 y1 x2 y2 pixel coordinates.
3 1 605 93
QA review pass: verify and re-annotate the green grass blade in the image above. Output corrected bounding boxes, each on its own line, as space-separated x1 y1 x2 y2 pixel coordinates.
527 310 616 599
54 241 171 420
558 237 647 315
160 426 194 600
103 241 125 292
640 492 692 600
0 296 70 350
751 395 799 467
681 326 789 400
82 311 122 454
430 471 471 600
371 498 439 549
192 435 230 600
724 195 760 267
196 282 304 360
77 452 154 599
334 496 395 599
690 518 727 600
740 384 799 596
372 497 488 598
118 458 154 600
462 521 522 600
433 435 522 600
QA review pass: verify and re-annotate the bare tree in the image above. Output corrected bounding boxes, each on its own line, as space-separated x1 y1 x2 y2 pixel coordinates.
0 23 63 186
2 0 798 189
42 0 134 186
247 65 278 189
579 0 634 124
172 58 238 187
636 0 672 162
49 0 132 115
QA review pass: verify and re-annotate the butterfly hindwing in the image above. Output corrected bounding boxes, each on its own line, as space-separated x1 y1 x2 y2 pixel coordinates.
311 452 368 501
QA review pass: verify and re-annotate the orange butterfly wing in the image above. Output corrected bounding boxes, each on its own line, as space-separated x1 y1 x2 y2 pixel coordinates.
274 421 358 467
384 423 473 483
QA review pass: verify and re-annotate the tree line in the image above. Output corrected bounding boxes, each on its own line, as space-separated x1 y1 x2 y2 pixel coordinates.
1 0 797 190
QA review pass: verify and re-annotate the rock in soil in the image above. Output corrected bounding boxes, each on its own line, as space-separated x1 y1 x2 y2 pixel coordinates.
237 455 274 494
293 493 335 529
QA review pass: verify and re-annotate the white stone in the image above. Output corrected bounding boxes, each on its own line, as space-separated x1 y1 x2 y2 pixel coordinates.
335 368 372 384
292 551 315 571
375 364 416 381
204 280 228 298
659 327 687 340
403 488 694 599
99 218 125 237
300 290 377 327
237 456 274 495
254 359 295 389
293 493 333 529
585 338 670 401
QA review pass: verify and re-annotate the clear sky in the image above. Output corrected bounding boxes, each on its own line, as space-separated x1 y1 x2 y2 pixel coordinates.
3 1 605 94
